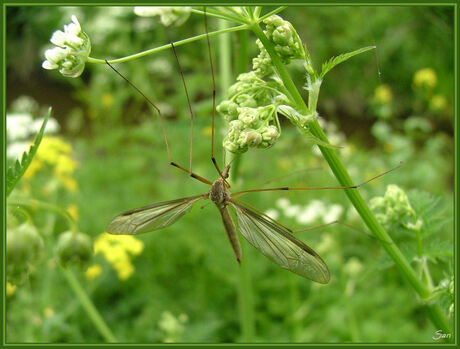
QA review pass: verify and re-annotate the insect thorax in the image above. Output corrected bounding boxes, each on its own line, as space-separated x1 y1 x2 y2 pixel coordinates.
209 179 230 208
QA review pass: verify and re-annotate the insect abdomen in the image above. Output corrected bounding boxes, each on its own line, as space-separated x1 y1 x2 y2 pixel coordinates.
218 206 242 263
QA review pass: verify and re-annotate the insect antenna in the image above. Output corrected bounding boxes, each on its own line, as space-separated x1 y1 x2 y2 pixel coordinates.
105 60 212 185
203 7 230 185
170 42 195 175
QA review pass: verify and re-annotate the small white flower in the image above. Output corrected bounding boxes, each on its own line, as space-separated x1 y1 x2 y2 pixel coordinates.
7 113 33 142
31 117 60 135
284 204 301 218
276 198 290 210
265 209 279 221
50 30 66 46
296 200 326 225
42 15 90 78
322 204 344 223
7 141 30 159
134 6 191 26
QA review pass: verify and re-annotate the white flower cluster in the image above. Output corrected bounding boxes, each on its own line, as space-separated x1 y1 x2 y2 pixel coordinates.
134 6 191 26
275 197 344 226
42 15 91 78
7 96 59 159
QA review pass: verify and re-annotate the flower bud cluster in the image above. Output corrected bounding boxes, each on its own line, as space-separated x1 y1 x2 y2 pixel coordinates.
370 184 418 229
42 15 91 78
222 106 279 153
217 72 283 153
253 15 304 78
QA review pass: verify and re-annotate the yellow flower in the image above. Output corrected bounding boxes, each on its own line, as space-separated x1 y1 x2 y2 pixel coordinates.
7 282 17 296
413 68 437 90
23 159 44 179
429 94 447 112
114 259 134 280
94 233 144 281
60 176 78 191
373 84 393 104
85 264 103 280
22 136 79 192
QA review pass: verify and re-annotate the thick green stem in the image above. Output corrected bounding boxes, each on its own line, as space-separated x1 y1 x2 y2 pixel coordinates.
60 267 117 342
250 22 451 335
87 25 247 64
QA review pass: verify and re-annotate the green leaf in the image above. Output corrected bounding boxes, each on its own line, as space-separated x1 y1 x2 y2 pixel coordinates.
320 46 376 78
6 108 52 197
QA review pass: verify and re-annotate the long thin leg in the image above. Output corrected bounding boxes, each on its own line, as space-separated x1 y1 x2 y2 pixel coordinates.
106 60 212 185
204 7 228 184
170 42 194 175
232 162 402 198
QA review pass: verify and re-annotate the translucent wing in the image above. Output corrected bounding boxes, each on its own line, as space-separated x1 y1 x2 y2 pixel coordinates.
106 195 205 235
231 201 330 284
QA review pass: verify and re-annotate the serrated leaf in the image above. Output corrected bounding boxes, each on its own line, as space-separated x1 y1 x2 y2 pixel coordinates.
408 190 453 238
6 108 52 197
320 46 376 78
424 239 453 262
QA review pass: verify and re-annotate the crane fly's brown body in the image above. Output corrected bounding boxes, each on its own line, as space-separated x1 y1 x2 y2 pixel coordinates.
208 166 242 263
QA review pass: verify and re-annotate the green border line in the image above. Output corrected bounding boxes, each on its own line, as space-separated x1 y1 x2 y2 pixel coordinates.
2 2 457 346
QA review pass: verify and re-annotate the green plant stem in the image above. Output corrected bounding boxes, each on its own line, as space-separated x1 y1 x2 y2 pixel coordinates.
60 267 117 343
8 197 78 232
250 22 451 335
218 18 255 342
87 25 247 65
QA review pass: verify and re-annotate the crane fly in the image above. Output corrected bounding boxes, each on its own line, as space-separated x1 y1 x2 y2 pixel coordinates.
105 8 399 284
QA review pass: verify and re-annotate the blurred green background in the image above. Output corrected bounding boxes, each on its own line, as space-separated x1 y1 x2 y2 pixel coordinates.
6 6 454 343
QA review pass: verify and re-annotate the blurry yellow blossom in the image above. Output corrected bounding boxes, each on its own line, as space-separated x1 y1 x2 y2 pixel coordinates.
429 94 447 112
85 264 102 280
101 93 114 108
67 204 79 221
23 136 78 191
413 68 437 90
94 234 144 280
7 282 17 297
44 307 54 318
23 160 44 179
373 84 393 104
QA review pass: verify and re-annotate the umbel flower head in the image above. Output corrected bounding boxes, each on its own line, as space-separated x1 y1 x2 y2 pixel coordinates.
42 15 91 78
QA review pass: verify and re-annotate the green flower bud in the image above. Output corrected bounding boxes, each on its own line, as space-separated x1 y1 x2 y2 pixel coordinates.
236 94 257 108
238 107 260 127
7 223 44 283
370 185 417 228
272 23 294 46
55 231 93 267
263 15 285 32
260 125 279 148
239 129 262 147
